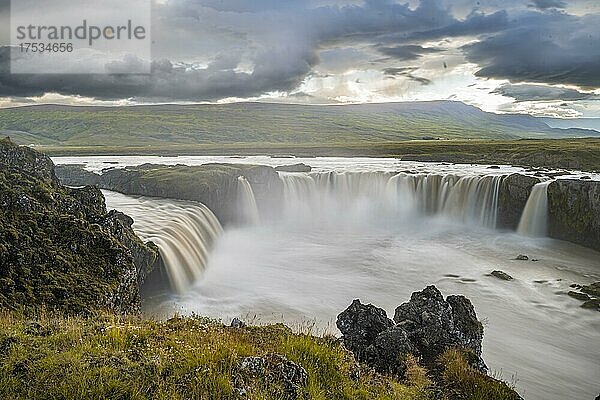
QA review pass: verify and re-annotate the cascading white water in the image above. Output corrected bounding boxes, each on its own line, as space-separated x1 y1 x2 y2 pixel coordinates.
279 171 504 229
518 181 552 237
237 176 260 225
102 190 223 293
57 156 600 400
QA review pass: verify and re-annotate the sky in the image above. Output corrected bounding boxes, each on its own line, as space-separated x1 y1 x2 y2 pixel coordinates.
0 0 599 117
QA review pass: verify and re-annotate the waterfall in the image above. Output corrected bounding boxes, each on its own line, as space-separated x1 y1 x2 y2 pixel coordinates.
439 175 503 227
279 171 504 229
102 190 223 293
518 181 551 237
237 176 260 225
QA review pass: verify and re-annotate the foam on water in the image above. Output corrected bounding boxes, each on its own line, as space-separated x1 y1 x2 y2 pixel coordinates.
87 156 600 400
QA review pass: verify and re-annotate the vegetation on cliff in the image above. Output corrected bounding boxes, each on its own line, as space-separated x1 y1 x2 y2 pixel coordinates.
0 138 159 314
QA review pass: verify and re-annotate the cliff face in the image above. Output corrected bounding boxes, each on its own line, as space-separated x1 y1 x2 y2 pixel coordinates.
548 179 600 252
497 173 541 230
57 163 284 225
0 138 159 314
56 163 600 252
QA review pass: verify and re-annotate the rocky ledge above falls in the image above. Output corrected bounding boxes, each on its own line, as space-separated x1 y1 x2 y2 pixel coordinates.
0 138 159 314
56 162 600 252
548 179 600 252
498 173 600 251
497 173 541 230
56 163 283 225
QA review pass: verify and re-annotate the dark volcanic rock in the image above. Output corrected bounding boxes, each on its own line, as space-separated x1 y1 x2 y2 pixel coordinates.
567 291 591 301
363 325 416 375
515 254 529 261
336 299 394 362
491 271 514 281
230 317 246 328
394 286 485 371
55 164 101 186
548 179 600 252
497 174 541 230
0 138 159 314
581 282 600 298
274 163 312 173
101 210 160 286
337 286 485 377
581 299 600 311
0 138 57 182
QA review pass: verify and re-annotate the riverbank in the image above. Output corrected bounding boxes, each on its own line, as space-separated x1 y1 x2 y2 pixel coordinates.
0 304 521 400
34 138 600 172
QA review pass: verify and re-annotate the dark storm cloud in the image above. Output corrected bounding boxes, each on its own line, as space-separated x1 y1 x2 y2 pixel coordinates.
463 12 600 88
199 0 307 12
529 0 567 10
407 10 509 40
383 67 432 85
493 83 600 102
377 45 440 61
0 47 315 100
0 0 598 101
0 0 455 100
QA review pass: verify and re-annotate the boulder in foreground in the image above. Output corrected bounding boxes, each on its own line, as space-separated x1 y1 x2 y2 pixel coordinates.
337 285 521 398
337 286 485 374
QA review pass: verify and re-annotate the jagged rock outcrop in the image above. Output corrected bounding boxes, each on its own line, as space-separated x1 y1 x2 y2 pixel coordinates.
497 173 541 229
567 282 600 311
336 300 395 366
0 138 159 314
56 163 284 225
337 286 485 377
54 164 100 186
548 179 600 252
0 139 57 182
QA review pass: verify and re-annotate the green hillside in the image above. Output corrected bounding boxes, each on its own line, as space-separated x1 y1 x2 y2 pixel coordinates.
0 101 594 148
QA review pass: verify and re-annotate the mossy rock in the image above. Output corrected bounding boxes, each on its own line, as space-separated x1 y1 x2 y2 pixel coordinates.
0 138 159 314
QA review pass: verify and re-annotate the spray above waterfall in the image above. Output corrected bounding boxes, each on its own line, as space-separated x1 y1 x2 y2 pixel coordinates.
279 171 505 229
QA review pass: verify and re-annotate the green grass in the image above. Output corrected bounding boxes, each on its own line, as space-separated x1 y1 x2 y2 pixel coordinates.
0 311 523 400
0 312 430 400
440 349 521 400
2 102 598 171
0 102 592 148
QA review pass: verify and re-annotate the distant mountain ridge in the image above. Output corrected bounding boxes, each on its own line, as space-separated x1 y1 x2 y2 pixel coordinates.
542 117 600 132
0 101 597 147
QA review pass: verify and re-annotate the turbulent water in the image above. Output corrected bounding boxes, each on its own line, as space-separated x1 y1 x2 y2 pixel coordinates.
102 191 223 293
518 181 552 237
280 172 504 229
65 156 600 400
237 176 260 225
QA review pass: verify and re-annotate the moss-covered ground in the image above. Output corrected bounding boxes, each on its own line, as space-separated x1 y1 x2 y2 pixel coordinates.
0 312 520 400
